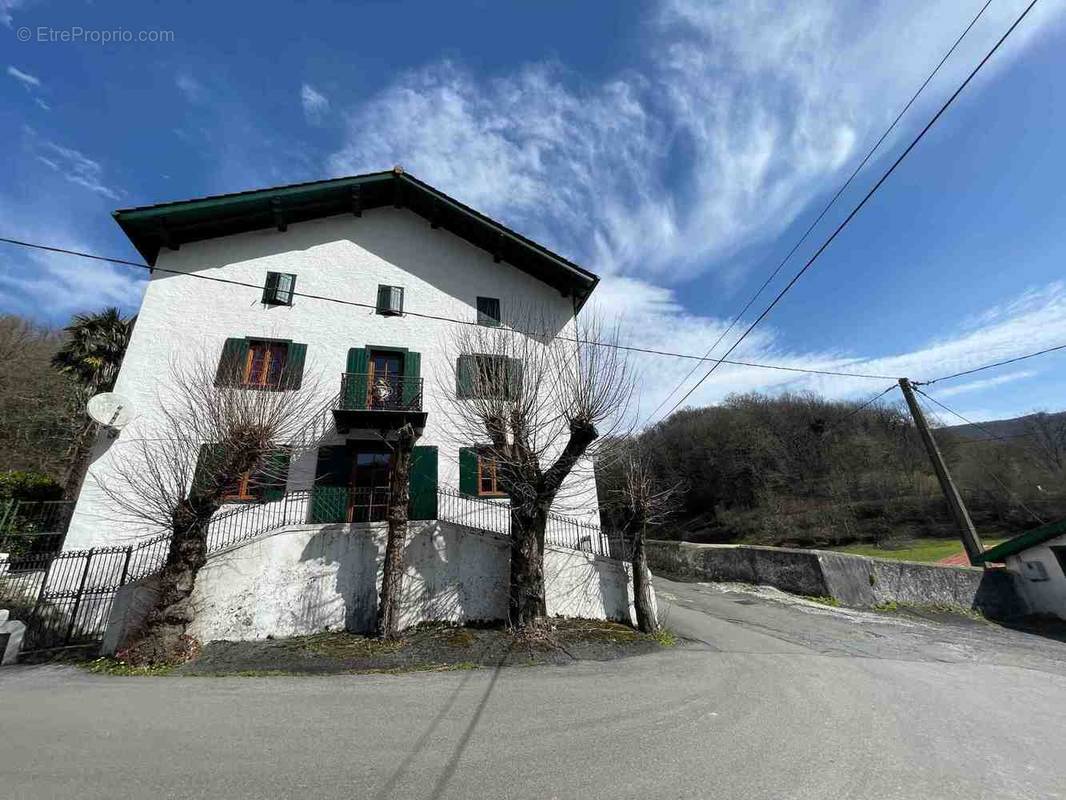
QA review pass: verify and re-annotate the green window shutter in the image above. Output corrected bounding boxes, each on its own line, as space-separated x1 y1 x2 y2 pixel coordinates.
456 355 475 399
344 347 369 409
191 443 224 496
284 343 307 389
403 350 421 407
376 285 404 316
262 272 280 304
214 338 249 387
259 448 291 501
409 446 438 520
277 273 295 304
459 447 478 496
505 357 524 400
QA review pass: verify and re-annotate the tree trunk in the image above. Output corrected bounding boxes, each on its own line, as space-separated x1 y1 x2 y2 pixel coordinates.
62 419 97 500
376 423 416 639
631 523 658 634
509 502 548 628
119 498 215 665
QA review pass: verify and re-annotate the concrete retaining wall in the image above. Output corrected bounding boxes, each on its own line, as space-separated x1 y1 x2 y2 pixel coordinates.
646 540 1028 619
104 522 643 653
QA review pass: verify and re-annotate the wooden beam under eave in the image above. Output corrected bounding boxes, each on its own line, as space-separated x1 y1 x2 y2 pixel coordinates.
350 186 362 217
429 201 440 229
157 221 179 251
493 234 503 263
393 178 403 209
271 198 287 232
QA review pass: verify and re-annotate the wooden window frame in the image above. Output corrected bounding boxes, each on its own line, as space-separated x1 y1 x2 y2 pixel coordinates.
243 339 289 389
222 472 257 502
476 451 506 498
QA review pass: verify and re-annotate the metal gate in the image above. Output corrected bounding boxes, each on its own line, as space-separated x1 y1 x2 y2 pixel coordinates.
0 547 130 651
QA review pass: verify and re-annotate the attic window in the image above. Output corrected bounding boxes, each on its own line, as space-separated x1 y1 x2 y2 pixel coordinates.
376 285 404 316
263 272 296 305
476 296 501 327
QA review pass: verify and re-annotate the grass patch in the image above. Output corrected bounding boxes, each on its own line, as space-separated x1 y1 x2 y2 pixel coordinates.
829 537 1007 564
84 657 174 677
652 629 678 647
300 632 405 659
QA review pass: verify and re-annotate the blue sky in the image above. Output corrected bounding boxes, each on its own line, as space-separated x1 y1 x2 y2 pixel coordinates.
2 0 1065 423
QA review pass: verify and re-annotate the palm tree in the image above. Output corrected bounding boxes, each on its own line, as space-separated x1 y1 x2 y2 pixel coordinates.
52 308 135 498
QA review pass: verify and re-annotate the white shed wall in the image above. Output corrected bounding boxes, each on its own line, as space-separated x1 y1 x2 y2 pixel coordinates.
1005 533 1066 620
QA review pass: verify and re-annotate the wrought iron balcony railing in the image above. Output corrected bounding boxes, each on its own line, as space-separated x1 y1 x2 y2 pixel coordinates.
338 373 423 412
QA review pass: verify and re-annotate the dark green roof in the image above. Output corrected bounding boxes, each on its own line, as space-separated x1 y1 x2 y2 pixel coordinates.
973 518 1066 564
113 168 599 310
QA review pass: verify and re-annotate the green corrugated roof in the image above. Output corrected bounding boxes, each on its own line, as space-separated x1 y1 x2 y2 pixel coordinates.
112 168 599 310
973 518 1066 563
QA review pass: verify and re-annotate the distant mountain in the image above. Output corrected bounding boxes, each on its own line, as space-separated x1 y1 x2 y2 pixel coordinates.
942 410 1066 441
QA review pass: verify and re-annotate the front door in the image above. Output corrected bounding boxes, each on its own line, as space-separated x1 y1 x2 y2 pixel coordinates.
350 448 391 522
367 350 404 409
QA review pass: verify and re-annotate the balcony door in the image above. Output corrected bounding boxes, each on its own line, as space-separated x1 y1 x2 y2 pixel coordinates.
367 349 404 409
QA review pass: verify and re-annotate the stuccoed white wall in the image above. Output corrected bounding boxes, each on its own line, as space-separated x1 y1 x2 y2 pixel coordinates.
66 207 601 550
1005 534 1066 619
103 521 644 649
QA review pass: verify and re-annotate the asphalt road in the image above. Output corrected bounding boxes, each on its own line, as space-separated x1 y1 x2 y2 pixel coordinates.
3 577 1066 800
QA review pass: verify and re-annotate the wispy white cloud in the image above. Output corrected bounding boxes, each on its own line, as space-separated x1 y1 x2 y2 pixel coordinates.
328 1 1065 285
34 141 123 200
0 196 144 321
300 83 330 123
7 65 40 88
33 97 49 111
589 277 1066 423
936 370 1038 398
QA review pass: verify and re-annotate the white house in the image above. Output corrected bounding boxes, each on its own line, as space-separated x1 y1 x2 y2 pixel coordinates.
974 519 1066 620
63 168 639 640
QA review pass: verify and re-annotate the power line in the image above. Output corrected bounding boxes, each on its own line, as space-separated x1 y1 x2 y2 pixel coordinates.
914 386 1026 447
914 387 1046 524
0 235 901 382
642 0 994 426
656 0 1041 424
917 342 1066 386
822 383 900 433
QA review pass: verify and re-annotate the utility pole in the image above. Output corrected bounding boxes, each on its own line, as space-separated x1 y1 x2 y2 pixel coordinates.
898 378 984 565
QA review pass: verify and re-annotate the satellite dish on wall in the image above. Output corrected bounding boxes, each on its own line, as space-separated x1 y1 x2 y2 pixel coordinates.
87 392 136 431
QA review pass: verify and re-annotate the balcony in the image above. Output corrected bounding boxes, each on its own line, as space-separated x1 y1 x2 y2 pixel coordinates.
332 372 428 433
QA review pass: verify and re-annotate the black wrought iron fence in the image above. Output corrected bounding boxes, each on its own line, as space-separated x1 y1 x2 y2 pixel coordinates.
0 486 621 653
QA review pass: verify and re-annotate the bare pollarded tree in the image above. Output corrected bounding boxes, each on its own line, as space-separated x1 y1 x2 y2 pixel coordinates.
99 349 321 664
603 450 682 634
442 306 634 628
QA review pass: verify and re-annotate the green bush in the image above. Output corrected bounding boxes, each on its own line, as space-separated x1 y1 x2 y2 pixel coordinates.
0 471 63 501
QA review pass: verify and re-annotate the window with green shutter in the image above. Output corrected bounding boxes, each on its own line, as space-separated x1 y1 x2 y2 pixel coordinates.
263 272 296 305
455 354 522 400
214 337 307 390
459 446 505 497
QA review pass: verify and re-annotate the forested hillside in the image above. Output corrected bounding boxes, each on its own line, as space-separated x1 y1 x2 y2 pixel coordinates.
603 393 1066 549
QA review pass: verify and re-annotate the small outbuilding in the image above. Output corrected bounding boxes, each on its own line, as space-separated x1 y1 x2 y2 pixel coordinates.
974 519 1066 620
